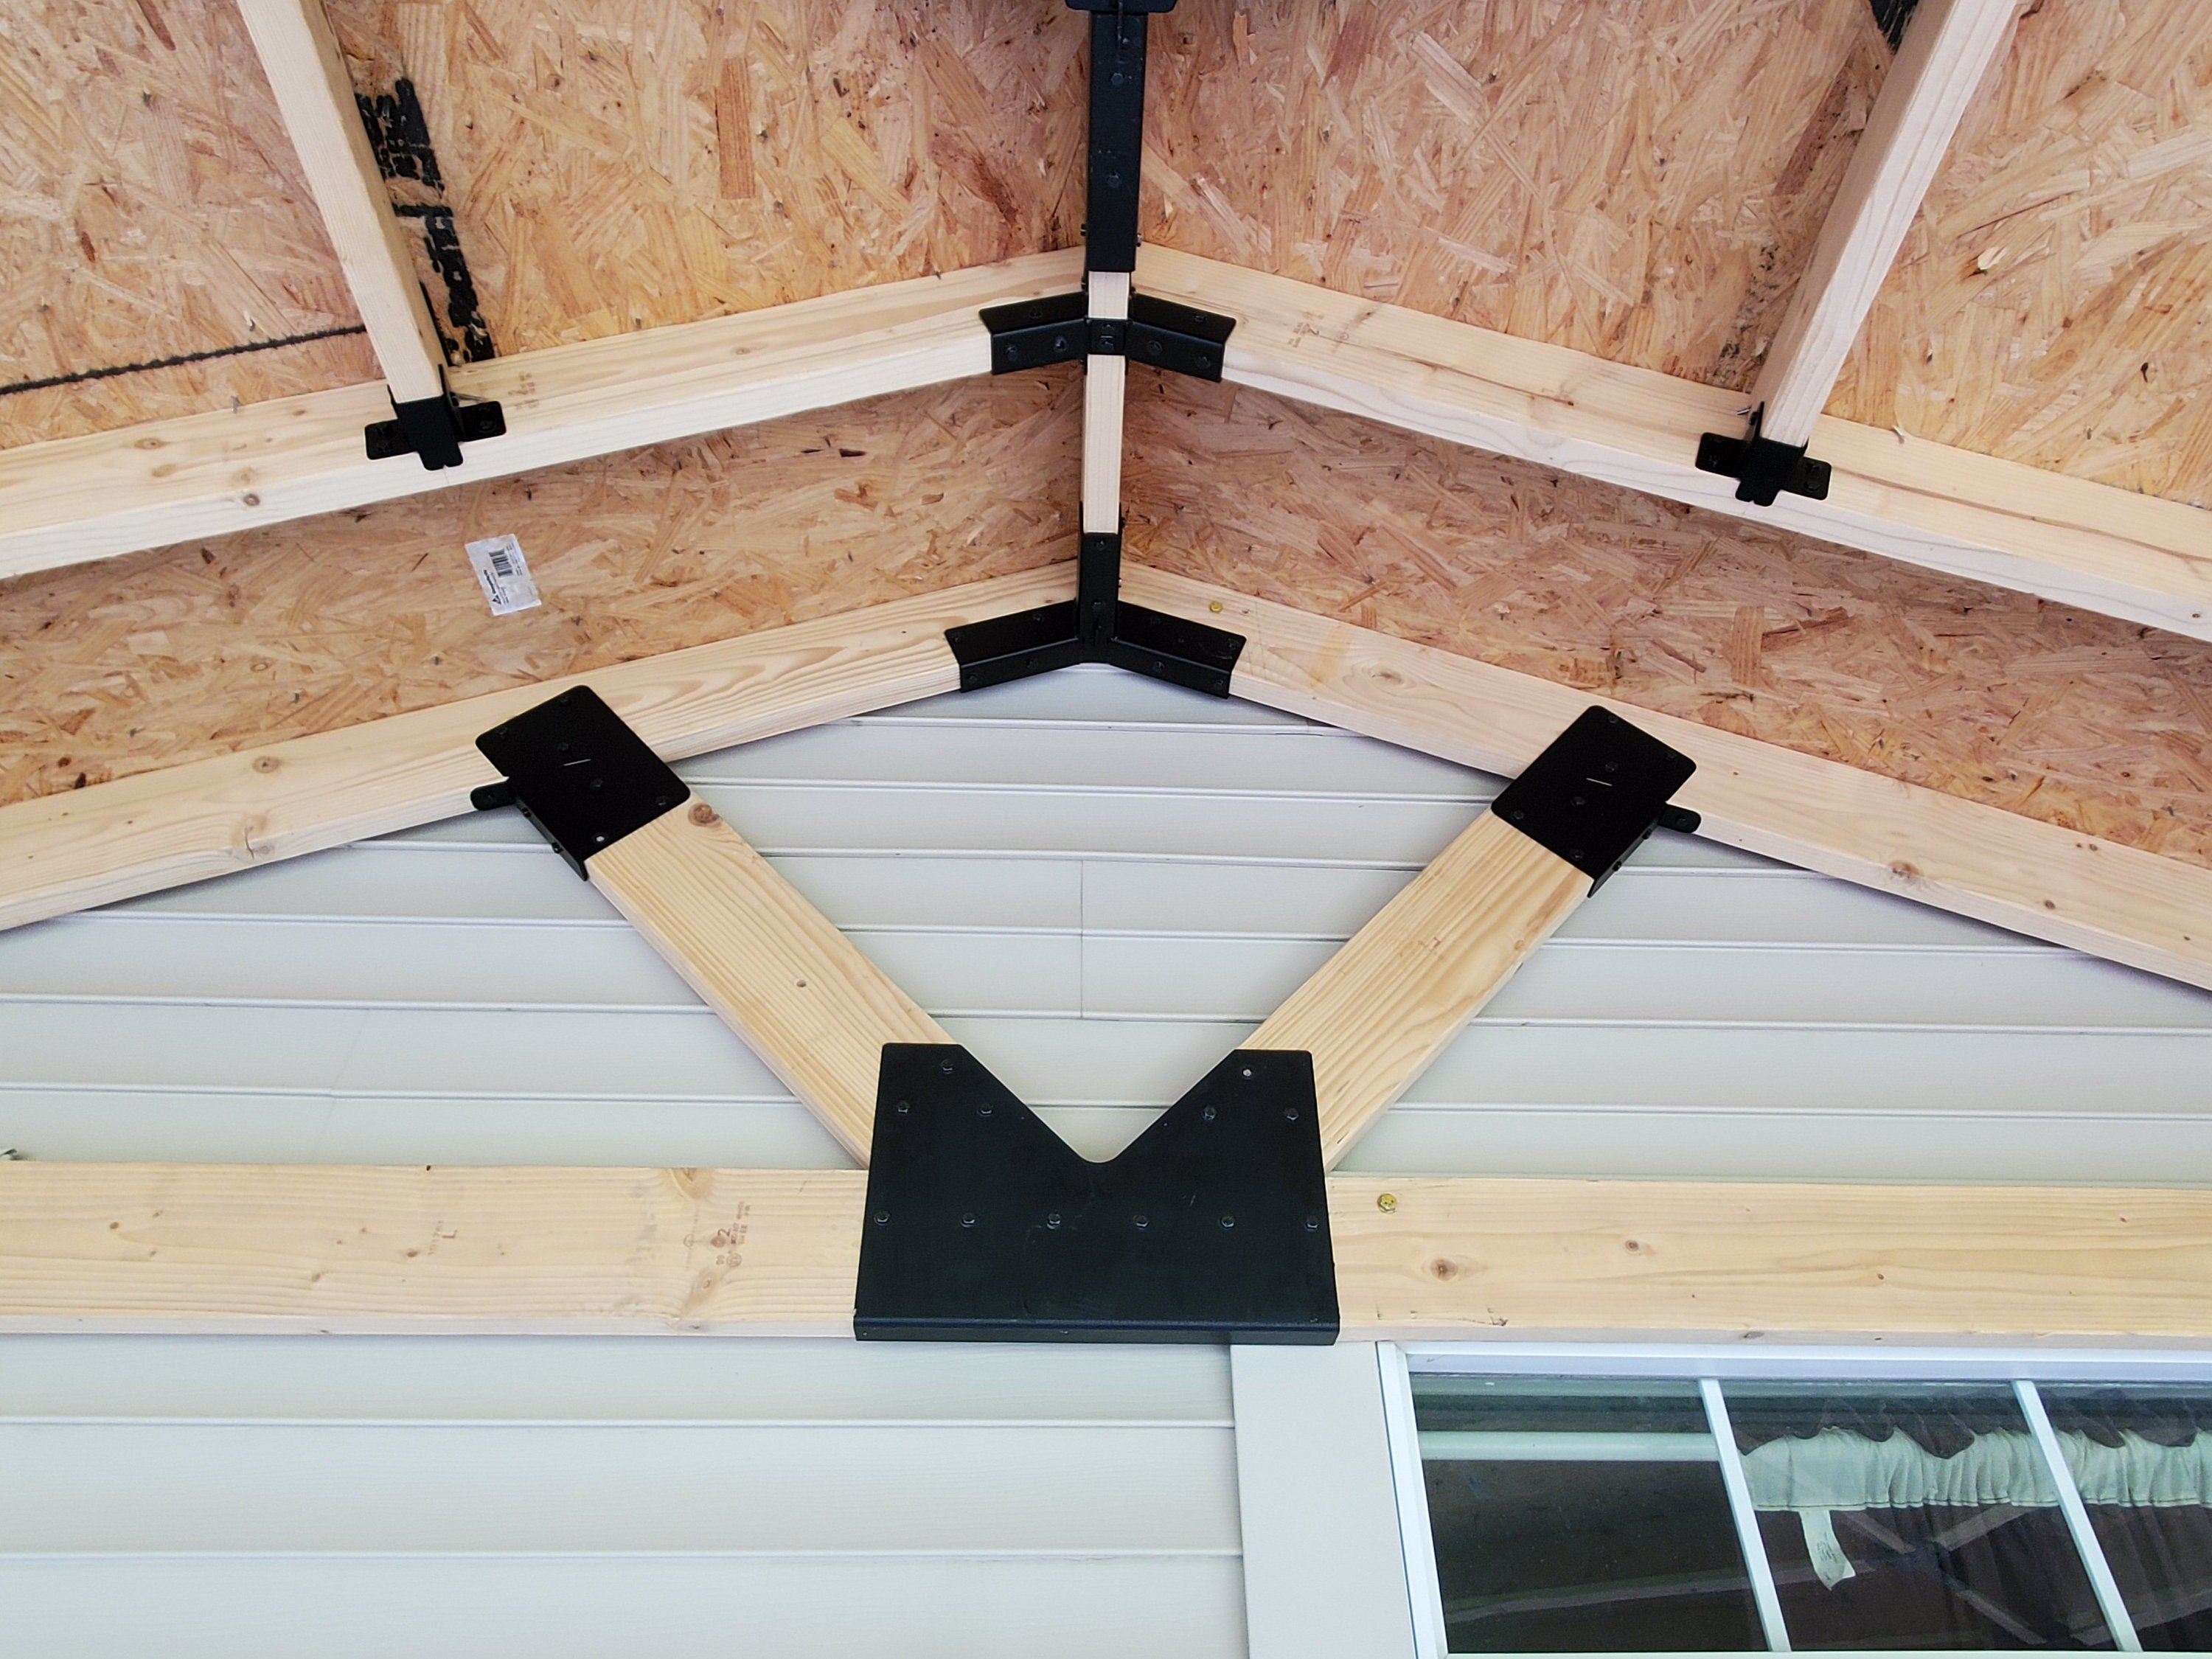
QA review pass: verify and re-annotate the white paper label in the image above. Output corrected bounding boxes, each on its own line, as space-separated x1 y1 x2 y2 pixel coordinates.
465 534 541 616
1800 1508 1857 1588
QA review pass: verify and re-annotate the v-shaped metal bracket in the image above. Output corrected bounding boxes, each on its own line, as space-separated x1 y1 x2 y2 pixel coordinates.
473 684 1697 1343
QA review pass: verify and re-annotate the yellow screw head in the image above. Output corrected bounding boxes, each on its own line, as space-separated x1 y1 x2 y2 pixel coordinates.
1208 600 1224 613
1377 1192 1398 1213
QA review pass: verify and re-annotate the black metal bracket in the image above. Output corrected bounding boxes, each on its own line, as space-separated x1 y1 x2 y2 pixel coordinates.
364 366 505 470
1071 0 1172 274
982 291 1234 382
945 530 1245 696
1695 403 1831 508
470 686 687 876
1492 706 1700 892
856 1043 1337 1343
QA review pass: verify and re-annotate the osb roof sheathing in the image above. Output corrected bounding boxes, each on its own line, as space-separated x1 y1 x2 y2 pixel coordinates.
1830 0 2212 509
1 0 2210 894
1 0 378 447
1125 373 2212 866
0 369 1079 805
1140 0 1893 390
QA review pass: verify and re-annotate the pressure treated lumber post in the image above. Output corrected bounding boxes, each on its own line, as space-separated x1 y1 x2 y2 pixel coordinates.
475 686 945 1161
234 0 448 405
1250 707 1693 1166
1749 0 2021 446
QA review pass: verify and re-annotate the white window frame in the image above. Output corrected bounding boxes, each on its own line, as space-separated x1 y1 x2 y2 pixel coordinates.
1343 1343 2212 1659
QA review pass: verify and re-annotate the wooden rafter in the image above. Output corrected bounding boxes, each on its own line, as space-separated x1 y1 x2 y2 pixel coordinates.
1133 249 2212 641
7 562 2211 990
0 250 1080 582
4 1161 2207 1344
1749 0 2024 447
232 0 448 406
1127 566 2212 991
0 567 1071 931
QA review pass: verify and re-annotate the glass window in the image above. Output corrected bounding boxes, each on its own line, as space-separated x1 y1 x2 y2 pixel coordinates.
1412 1377 1766 1652
1722 1381 2112 1649
2039 1385 2212 1651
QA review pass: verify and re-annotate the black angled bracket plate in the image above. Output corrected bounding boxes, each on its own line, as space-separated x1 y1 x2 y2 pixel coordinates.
365 367 505 470
945 530 1245 695
983 291 1233 382
1492 706 1700 891
470 686 687 876
856 1043 1337 1343
1695 402 1830 508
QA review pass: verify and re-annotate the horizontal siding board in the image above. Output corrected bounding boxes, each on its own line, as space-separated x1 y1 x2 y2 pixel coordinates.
0 1337 1233 1424
1 1421 1239 1554
706 718 1477 796
0 1554 1248 1659
19 923 2192 1028
1340 1105 2212 1185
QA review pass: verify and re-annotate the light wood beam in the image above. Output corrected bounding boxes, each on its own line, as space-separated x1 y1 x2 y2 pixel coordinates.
234 0 448 404
1124 565 2212 991
1082 271 1130 535
0 249 1082 582
1134 247 2212 641
588 805 948 1160
1751 0 2023 446
0 566 1074 933
1251 813 1590 1166
7 1161 2208 1345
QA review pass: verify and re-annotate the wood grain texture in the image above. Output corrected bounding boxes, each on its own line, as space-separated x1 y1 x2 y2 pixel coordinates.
1329 1175 2212 1343
1250 813 1590 1166
1829 0 2212 508
0 248 1083 580
0 0 378 445
319 0 1088 355
6 1163 2208 1345
0 1163 863 1335
0 563 1075 933
589 805 947 1159
1122 566 2212 990
0 366 1077 813
235 0 448 400
1083 271 1129 535
1752 0 2024 445
1134 246 2212 637
1139 0 1888 390
1121 374 2212 874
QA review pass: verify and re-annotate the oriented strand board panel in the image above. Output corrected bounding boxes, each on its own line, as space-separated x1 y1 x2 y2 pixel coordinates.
0 0 378 446
1141 0 1890 389
1830 0 2212 508
321 0 1088 354
0 366 1078 809
1121 372 2212 869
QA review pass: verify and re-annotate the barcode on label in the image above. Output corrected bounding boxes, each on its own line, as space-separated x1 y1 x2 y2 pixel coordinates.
465 534 541 616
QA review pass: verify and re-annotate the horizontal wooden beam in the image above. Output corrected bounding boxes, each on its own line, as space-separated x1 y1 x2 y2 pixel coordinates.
1124 565 2212 990
1135 247 2212 641
0 248 1082 581
1750 0 2021 447
0 566 1073 932
235 0 450 405
4 1161 2205 1344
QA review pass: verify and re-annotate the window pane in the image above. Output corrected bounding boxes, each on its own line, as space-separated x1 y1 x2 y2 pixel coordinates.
2040 1385 2212 1651
1722 1381 2112 1649
1412 1377 1765 1653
